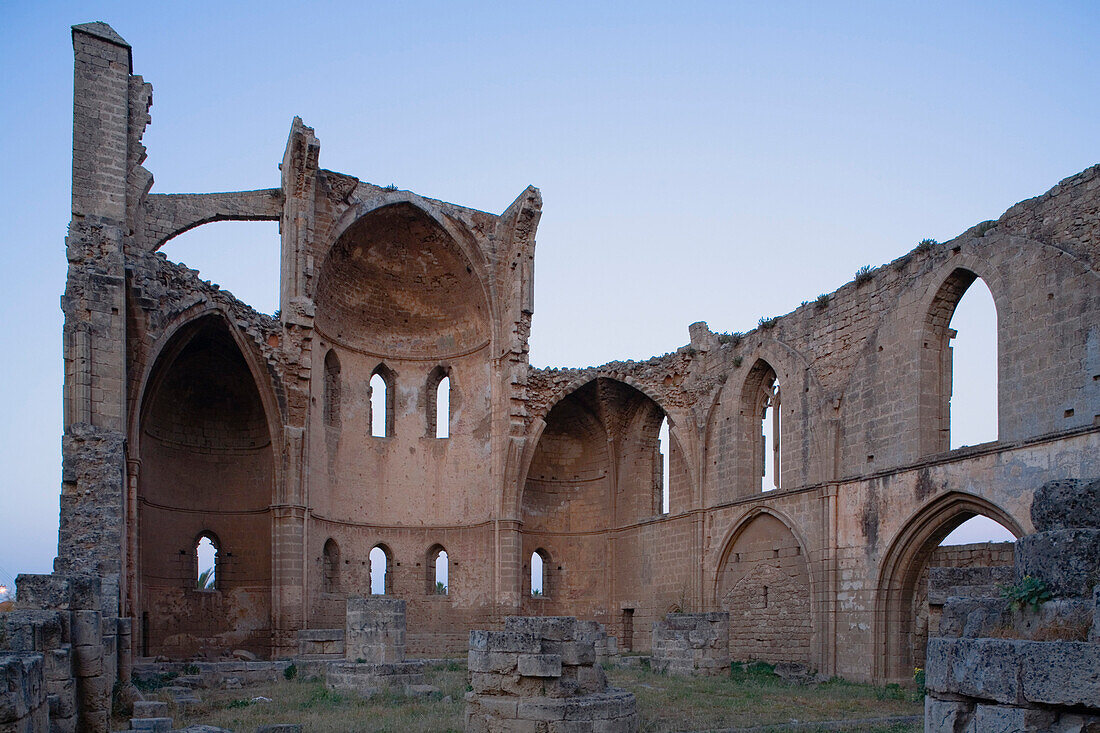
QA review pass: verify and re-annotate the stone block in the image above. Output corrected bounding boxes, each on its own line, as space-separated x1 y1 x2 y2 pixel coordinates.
973 703 1055 732
1021 641 1100 708
468 651 519 674
1015 529 1100 598
517 698 567 721
925 638 1023 704
924 695 973 732
130 717 173 732
470 630 540 654
0 654 45 724
518 654 562 678
132 700 169 718
1031 478 1100 531
506 616 578 641
71 611 101 646
255 726 303 733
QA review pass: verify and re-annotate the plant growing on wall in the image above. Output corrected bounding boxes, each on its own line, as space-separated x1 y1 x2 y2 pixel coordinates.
998 575 1052 611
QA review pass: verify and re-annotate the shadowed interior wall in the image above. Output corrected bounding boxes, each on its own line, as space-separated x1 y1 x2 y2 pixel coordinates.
521 382 611 619
138 316 273 658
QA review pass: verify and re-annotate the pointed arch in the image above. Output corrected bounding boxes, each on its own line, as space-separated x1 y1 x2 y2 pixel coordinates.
873 491 1024 682
322 538 340 594
369 544 393 595
918 266 1001 455
370 364 396 438
135 312 274 658
426 365 453 439
713 506 815 665
323 349 341 427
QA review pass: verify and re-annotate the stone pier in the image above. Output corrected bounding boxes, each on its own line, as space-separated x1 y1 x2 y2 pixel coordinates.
465 616 638 732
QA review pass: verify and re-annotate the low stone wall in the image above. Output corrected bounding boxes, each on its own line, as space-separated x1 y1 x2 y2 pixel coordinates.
465 616 638 732
297 628 344 658
134 660 294 689
345 597 405 663
326 661 426 696
651 612 729 676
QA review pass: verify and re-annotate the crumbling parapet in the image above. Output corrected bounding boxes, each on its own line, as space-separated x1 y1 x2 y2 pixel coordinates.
651 612 730 676
465 616 639 732
924 478 1100 732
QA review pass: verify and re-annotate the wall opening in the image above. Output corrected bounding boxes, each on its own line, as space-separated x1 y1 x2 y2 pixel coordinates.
948 277 998 449
741 360 781 493
370 365 395 438
531 549 548 597
322 538 340 594
370 545 391 595
762 383 780 491
658 416 670 514
426 366 452 439
622 608 634 652
196 534 217 590
323 349 341 427
159 220 281 315
427 545 449 595
921 269 999 455
877 493 1022 682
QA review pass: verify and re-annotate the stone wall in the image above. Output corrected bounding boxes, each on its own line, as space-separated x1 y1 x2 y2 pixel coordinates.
651 613 730 676
465 617 638 732
37 21 1100 719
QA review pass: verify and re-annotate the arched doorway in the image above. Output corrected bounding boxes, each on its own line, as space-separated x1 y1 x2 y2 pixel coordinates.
875 492 1023 682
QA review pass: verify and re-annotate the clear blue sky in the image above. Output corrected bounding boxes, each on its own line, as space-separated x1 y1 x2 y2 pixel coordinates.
0 1 1096 583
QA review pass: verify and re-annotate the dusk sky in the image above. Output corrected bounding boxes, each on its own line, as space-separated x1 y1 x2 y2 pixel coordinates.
1 2 1096 588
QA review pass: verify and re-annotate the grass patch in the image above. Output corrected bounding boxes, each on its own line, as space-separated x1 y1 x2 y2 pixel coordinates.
608 662 922 732
123 660 922 732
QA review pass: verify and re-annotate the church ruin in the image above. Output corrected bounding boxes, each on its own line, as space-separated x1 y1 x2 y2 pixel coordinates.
28 20 1100 703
